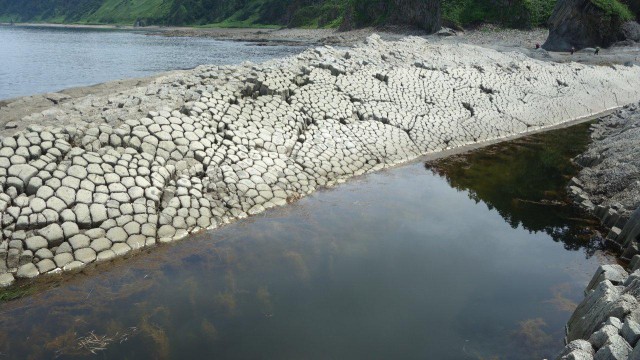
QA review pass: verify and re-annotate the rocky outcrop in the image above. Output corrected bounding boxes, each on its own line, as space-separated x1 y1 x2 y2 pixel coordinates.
543 0 638 50
388 0 441 32
567 103 640 264
558 102 640 359
1 35 640 287
570 103 640 221
621 21 640 42
557 265 640 359
341 0 441 32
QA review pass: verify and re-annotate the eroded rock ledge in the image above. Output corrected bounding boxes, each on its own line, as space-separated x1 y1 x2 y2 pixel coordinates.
1 34 640 288
558 104 640 359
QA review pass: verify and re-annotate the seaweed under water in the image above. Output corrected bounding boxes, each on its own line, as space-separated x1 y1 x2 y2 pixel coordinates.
0 122 609 360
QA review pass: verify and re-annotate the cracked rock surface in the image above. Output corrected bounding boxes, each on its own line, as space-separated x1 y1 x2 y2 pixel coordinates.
1 34 639 285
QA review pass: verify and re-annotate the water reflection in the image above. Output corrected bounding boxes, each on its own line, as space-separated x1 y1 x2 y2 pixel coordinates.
426 122 602 256
0 124 607 359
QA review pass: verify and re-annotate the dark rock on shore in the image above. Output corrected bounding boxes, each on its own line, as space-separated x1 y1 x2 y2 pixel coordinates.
340 0 441 33
544 0 639 51
621 21 640 42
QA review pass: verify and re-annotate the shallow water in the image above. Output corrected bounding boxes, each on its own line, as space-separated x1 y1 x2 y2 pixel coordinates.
0 26 307 100
0 123 606 359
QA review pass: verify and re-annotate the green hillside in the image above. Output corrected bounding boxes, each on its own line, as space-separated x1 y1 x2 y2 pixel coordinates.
441 0 557 28
85 0 173 24
0 0 171 24
1 0 632 30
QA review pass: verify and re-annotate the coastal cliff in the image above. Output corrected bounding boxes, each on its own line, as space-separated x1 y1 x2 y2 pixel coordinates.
543 0 640 50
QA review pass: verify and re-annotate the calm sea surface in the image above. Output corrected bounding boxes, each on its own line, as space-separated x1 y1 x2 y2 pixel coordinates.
0 123 606 359
0 25 307 100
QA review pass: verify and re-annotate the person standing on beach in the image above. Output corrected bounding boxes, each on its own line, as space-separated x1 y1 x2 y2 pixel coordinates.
570 46 576 55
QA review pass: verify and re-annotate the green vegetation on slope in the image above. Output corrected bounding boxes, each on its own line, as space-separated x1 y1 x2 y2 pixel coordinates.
441 0 557 28
0 0 637 30
0 0 170 25
590 0 635 21
85 0 172 24
164 0 346 28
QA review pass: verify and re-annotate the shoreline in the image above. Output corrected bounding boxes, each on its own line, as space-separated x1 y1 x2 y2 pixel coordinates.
2 31 640 358
556 103 640 359
0 22 424 46
0 34 638 287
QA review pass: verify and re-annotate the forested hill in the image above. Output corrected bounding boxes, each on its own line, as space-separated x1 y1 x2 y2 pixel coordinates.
0 0 437 29
0 0 632 30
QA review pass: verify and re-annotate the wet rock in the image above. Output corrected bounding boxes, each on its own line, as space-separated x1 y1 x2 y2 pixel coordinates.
63 261 84 271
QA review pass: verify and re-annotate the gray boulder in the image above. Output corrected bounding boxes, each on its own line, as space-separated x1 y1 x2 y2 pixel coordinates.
594 334 632 359
620 21 640 42
556 339 595 360
567 280 638 341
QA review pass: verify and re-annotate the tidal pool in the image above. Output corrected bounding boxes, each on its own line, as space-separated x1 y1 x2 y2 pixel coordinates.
0 122 609 359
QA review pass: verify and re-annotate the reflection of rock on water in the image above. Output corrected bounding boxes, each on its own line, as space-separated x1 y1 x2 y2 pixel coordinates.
424 122 602 256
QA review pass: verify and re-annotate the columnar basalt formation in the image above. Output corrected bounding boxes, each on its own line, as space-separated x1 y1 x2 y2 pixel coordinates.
558 103 640 359
1 35 640 288
557 265 640 359
568 103 640 258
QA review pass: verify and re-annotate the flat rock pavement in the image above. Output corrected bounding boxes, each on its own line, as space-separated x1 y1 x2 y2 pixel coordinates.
1 34 640 286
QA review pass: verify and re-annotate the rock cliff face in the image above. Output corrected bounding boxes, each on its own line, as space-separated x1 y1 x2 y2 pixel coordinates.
342 0 441 32
389 0 441 32
543 0 639 50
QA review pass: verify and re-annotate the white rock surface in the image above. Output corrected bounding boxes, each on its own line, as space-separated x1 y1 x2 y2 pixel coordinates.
1 35 639 286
